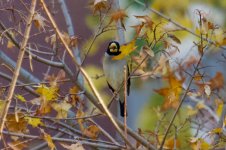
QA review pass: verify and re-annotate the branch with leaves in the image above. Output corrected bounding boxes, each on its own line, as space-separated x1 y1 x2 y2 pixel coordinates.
0 0 37 138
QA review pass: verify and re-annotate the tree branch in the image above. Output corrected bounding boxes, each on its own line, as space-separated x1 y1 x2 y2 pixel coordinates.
0 50 40 83
40 0 134 148
2 131 124 149
58 0 83 85
0 0 37 138
134 0 226 50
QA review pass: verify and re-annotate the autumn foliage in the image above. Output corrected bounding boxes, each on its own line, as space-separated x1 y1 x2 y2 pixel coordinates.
0 0 226 150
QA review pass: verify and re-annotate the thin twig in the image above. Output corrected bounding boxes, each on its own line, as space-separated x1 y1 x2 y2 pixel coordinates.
58 0 83 85
159 11 206 149
123 65 128 147
133 0 226 50
2 131 124 149
0 0 37 138
40 0 134 148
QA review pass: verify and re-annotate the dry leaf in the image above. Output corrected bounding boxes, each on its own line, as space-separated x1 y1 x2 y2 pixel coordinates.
40 129 55 150
69 86 80 106
7 40 15 49
190 137 211 150
8 140 27 150
33 12 47 30
209 72 224 90
155 67 184 110
131 23 144 36
61 143 85 150
109 9 128 30
93 0 108 14
167 34 181 44
77 109 85 131
204 84 211 97
0 100 6 116
51 101 72 119
83 125 100 139
6 114 27 133
134 15 153 29
164 136 180 150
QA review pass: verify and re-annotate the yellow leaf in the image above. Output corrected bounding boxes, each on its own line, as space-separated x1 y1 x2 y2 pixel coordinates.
196 101 205 110
40 129 55 150
187 105 198 116
112 40 137 60
7 40 15 49
35 84 58 101
213 28 224 45
15 94 26 102
216 99 223 117
51 101 72 119
25 117 43 127
190 138 211 150
77 109 85 131
0 100 6 116
164 136 180 150
209 128 222 135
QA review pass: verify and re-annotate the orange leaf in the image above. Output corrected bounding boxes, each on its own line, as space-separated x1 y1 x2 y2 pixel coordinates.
93 0 108 14
134 15 153 29
33 12 46 30
209 72 224 90
155 67 184 110
69 86 80 106
83 125 100 139
6 114 27 133
109 9 128 30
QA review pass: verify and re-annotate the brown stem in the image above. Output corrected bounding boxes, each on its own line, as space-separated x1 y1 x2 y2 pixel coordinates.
0 0 37 138
40 0 134 148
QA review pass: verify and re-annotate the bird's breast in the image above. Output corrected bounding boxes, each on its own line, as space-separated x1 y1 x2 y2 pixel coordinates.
103 57 126 90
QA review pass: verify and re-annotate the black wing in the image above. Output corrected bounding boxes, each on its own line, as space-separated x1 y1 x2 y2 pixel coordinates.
107 82 115 93
127 65 131 96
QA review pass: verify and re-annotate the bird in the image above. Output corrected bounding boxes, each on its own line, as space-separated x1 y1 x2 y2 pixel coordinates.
103 41 130 117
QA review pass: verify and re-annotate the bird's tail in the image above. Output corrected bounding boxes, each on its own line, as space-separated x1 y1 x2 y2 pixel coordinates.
119 100 127 117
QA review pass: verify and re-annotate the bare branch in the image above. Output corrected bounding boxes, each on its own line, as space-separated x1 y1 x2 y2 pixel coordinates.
2 131 124 149
0 0 37 138
40 0 134 148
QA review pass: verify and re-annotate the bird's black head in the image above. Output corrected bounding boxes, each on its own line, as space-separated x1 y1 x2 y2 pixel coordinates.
106 41 121 56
